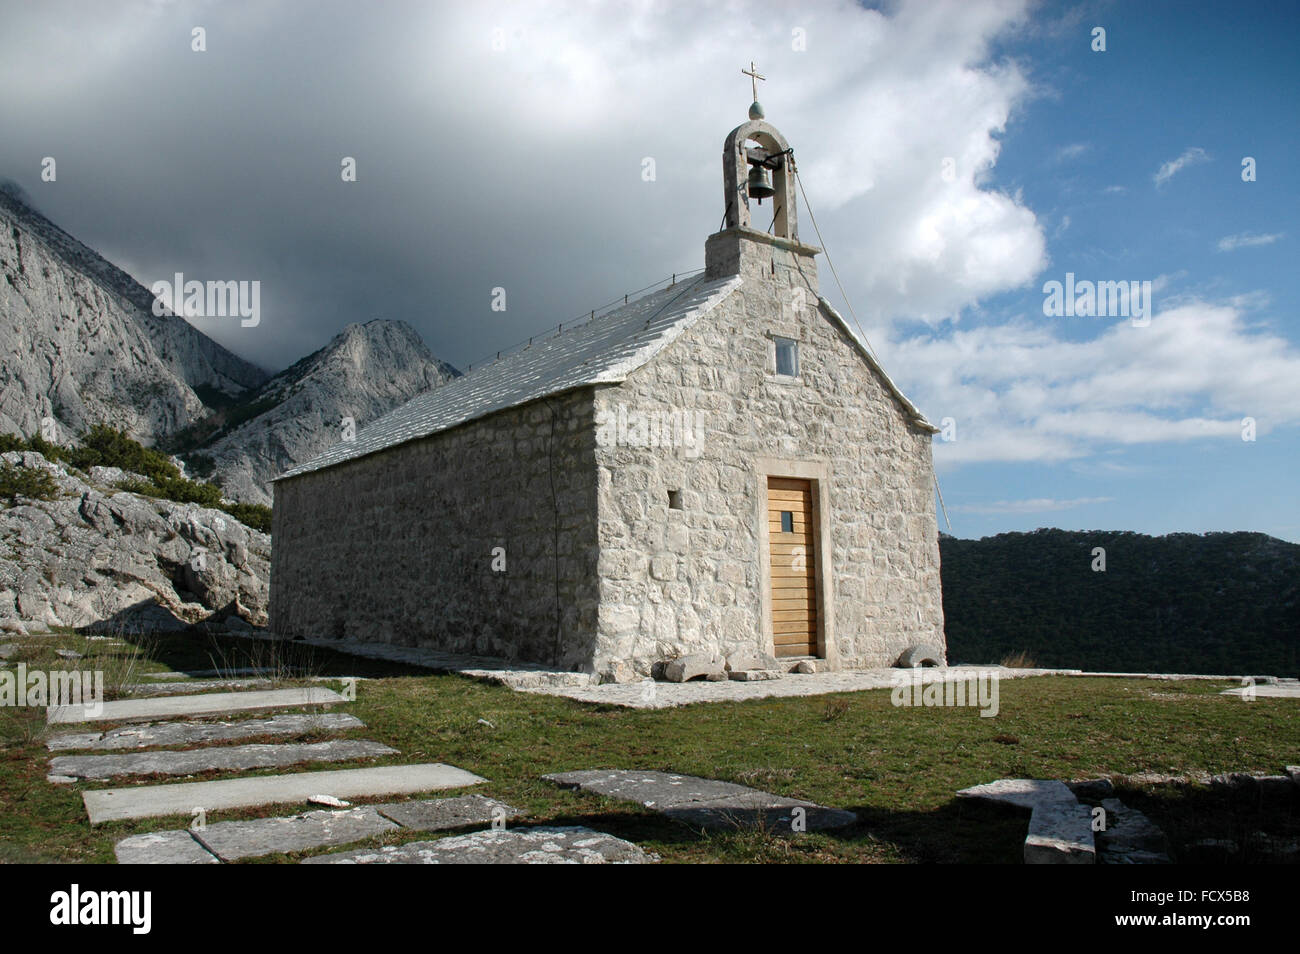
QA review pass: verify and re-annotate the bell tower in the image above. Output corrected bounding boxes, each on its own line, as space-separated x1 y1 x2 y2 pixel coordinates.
706 64 821 291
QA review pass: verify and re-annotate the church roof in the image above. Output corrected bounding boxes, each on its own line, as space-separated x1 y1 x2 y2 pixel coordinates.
276 273 743 480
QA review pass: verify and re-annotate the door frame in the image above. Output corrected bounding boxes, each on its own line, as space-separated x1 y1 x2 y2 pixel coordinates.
755 457 838 669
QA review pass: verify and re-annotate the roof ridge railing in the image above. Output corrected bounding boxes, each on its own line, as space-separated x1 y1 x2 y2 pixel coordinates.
462 267 705 373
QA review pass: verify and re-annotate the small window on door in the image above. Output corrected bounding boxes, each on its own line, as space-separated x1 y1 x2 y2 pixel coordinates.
774 337 799 377
780 511 794 533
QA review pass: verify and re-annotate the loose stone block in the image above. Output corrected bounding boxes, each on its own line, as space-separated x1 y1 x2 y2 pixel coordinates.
544 769 855 831
47 712 365 752
375 794 522 831
83 763 485 824
50 739 397 781
725 650 779 673
728 669 783 682
114 830 220 865
302 826 655 864
663 653 726 683
48 687 345 725
193 807 399 861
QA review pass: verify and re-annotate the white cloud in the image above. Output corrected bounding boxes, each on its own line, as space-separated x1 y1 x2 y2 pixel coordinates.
951 496 1113 514
888 296 1300 465
1153 147 1209 186
1217 232 1284 252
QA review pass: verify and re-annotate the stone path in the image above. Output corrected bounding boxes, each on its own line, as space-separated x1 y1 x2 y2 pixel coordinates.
545 769 857 831
957 779 1095 864
85 762 485 824
50 675 640 864
48 686 344 724
116 794 523 863
47 712 365 752
50 739 397 781
303 826 655 864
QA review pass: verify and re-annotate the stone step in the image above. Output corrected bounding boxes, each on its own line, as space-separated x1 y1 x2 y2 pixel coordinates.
48 687 345 725
50 739 397 781
115 794 521 863
303 826 655 864
84 762 485 824
47 712 365 752
545 769 857 831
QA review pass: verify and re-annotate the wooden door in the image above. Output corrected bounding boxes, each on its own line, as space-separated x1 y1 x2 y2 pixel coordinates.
767 477 818 657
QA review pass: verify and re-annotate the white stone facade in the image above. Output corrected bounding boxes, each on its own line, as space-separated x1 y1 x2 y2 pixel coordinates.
271 117 945 682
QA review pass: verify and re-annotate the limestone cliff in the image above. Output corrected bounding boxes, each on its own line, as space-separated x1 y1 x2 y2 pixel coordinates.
0 185 268 444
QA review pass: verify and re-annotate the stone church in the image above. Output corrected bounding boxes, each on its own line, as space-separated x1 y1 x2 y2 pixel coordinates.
270 101 946 682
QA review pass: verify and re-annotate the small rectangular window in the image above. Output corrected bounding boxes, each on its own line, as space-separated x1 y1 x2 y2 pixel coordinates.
780 511 794 533
668 489 683 510
774 337 799 376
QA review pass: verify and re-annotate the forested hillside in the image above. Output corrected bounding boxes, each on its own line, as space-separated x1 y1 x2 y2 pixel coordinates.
940 529 1299 675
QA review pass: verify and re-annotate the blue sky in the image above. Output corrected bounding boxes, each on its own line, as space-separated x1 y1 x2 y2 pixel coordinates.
1 0 1295 541
854 0 1300 542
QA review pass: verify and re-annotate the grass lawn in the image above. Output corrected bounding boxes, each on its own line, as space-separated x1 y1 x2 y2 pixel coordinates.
0 631 1295 863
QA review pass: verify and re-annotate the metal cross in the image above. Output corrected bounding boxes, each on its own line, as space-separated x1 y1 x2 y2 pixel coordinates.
742 61 765 101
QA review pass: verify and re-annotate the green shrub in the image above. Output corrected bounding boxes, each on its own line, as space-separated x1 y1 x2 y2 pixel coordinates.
0 462 59 506
220 501 272 534
1 428 269 533
116 475 223 509
66 424 179 483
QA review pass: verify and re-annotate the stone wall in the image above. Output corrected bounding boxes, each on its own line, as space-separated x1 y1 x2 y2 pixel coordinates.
270 389 600 669
591 229 944 677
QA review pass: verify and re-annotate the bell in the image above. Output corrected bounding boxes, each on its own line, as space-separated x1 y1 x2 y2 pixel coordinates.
747 163 775 203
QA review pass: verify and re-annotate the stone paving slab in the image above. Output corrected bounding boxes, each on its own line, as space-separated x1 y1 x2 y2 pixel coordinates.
84 762 485 824
50 739 397 781
958 778 1096 864
956 778 1078 810
1024 800 1096 864
374 794 522 831
114 830 219 865
194 806 400 861
47 712 365 752
545 769 856 831
48 687 344 724
1221 684 1300 699
302 826 655 864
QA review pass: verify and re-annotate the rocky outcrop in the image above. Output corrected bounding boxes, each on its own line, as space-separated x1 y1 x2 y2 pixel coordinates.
0 451 268 631
198 320 459 505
